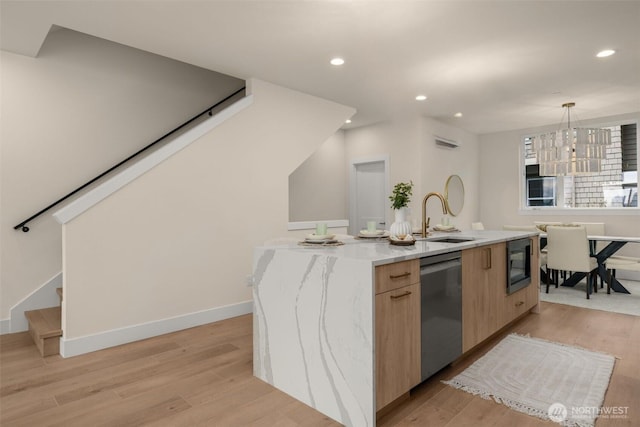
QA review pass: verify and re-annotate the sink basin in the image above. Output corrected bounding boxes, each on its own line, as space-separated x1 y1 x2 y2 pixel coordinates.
426 236 475 244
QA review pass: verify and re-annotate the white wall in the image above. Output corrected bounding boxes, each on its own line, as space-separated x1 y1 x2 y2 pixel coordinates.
61 79 353 343
420 117 480 231
344 117 480 230
289 131 347 222
478 112 640 260
0 28 243 322
345 119 422 228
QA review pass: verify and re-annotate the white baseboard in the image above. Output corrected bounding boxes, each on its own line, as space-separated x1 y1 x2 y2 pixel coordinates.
0 319 11 334
60 300 253 358
3 272 62 334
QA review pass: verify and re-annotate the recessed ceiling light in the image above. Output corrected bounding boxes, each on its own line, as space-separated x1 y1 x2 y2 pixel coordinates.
596 49 616 58
415 95 427 101
330 57 345 66
345 119 352 124
454 112 463 118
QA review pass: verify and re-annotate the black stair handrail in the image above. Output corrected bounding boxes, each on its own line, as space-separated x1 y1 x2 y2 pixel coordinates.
14 86 246 232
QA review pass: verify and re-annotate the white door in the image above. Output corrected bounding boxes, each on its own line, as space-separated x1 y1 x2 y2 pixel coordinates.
349 158 388 235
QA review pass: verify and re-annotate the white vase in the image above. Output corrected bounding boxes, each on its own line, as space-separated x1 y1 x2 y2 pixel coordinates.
390 207 412 236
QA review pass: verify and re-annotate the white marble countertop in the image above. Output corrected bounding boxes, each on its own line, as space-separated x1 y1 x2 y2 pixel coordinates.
262 230 539 266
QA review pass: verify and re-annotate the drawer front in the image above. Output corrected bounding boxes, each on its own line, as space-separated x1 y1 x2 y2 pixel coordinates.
505 291 529 322
375 259 419 294
502 281 537 326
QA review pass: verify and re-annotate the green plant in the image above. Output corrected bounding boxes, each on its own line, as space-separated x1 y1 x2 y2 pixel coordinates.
389 181 413 210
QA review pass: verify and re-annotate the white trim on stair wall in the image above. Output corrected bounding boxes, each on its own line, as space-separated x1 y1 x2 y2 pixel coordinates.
1 272 62 334
60 300 252 357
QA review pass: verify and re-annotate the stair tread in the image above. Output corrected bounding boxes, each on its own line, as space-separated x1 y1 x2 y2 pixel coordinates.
56 287 63 297
25 307 62 339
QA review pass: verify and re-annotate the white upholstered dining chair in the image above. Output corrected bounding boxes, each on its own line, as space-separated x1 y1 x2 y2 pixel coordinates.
604 257 640 293
567 222 638 293
572 222 606 251
545 226 598 299
572 222 606 287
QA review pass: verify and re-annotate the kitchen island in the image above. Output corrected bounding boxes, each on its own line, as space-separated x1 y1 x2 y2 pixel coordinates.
252 230 539 427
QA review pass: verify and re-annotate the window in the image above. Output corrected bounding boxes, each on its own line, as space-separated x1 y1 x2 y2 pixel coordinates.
527 177 556 207
523 122 638 209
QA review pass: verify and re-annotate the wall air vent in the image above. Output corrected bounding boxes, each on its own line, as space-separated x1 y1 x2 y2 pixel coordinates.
435 136 460 149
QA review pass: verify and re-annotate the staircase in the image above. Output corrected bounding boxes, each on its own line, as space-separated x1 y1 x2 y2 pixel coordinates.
24 288 62 357
11 89 253 360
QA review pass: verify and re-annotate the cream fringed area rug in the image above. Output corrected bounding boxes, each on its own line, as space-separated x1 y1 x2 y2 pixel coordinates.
443 334 615 427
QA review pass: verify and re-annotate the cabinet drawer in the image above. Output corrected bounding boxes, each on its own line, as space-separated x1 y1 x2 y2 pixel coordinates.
502 281 537 325
504 290 529 321
375 259 419 294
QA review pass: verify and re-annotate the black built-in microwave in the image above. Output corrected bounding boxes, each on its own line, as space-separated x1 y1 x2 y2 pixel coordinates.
506 238 532 294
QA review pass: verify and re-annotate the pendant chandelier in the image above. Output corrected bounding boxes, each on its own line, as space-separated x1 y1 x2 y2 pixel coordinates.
531 102 611 176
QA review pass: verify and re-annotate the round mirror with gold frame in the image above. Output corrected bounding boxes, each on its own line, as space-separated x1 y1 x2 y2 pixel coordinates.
444 175 464 216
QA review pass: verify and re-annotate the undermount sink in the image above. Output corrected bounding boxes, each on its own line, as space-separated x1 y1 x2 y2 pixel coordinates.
426 236 475 244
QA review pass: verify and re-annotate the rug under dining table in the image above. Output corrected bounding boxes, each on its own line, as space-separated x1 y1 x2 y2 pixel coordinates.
443 334 615 427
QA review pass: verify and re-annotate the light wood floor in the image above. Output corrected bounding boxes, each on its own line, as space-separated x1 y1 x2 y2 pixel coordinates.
1 301 638 426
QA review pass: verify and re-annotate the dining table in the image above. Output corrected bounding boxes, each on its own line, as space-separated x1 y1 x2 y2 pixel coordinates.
540 234 640 294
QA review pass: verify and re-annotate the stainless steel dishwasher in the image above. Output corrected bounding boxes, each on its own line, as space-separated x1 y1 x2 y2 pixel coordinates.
420 251 462 381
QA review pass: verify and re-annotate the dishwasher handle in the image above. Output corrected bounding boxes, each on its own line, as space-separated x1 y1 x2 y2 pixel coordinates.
420 259 461 276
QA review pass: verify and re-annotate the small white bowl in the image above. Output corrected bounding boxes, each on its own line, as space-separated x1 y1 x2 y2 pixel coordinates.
306 233 335 240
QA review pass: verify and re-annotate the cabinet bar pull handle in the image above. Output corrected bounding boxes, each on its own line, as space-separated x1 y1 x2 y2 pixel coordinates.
515 301 524 307
483 248 492 269
390 291 412 300
389 272 411 279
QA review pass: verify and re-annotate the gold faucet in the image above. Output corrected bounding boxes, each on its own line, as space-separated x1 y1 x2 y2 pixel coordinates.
422 192 447 237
